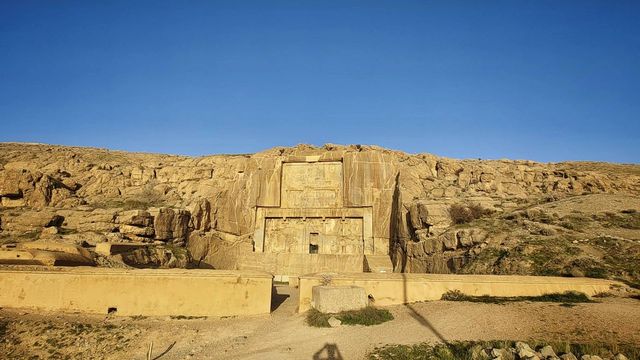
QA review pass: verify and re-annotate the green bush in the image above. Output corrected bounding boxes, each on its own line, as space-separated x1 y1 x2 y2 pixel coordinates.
305 307 394 327
440 290 594 304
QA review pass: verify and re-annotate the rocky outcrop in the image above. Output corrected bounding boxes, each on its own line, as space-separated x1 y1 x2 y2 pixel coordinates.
153 208 191 245
0 143 639 273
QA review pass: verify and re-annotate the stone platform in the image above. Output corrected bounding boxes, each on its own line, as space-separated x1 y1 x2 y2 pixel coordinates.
0 268 272 317
298 272 619 312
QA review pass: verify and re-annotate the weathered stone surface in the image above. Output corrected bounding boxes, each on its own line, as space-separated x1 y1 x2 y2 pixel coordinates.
327 316 342 327
441 231 458 250
191 198 211 231
515 342 539 360
312 285 368 313
116 210 153 227
0 241 94 266
0 142 639 275
539 345 557 359
118 224 154 237
154 208 191 242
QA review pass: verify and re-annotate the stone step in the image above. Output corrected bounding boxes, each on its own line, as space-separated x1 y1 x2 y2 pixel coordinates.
364 255 393 273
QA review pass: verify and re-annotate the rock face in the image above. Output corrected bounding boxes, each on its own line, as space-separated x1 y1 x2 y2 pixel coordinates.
153 208 191 244
0 143 639 276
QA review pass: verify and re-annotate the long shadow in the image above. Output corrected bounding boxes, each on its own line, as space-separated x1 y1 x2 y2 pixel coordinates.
271 285 290 312
152 341 176 360
312 343 344 360
402 273 448 343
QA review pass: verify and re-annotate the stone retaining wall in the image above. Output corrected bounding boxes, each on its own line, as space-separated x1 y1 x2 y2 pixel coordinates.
0 268 272 316
298 273 618 312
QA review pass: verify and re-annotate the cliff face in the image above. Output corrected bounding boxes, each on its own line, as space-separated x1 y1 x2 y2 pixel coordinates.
1 142 639 281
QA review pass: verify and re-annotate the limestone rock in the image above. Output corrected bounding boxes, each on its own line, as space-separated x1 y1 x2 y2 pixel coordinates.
1 142 639 274
327 316 342 327
580 356 603 360
515 342 539 360
116 210 153 227
42 226 60 235
441 231 458 250
154 208 191 242
191 198 211 231
409 202 431 230
539 345 557 359
491 348 512 359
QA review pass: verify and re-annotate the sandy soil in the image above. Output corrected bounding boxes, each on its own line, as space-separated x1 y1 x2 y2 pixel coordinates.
2 286 640 360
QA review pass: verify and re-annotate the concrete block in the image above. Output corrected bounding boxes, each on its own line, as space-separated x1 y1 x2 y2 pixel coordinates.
312 285 367 313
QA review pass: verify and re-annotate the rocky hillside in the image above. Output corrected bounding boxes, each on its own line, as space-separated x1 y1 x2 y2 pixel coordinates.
0 142 638 284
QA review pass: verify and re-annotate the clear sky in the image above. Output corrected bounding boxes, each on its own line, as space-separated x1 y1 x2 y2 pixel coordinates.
0 1 638 162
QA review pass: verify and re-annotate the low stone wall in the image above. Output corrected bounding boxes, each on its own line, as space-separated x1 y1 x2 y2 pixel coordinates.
0 268 272 316
298 273 618 312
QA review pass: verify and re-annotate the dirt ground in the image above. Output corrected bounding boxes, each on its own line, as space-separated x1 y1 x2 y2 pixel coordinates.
2 286 640 360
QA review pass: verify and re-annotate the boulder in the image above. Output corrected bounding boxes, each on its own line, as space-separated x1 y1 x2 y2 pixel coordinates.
191 199 211 231
154 208 191 242
409 202 430 230
0 169 30 197
580 356 603 360
441 231 458 250
327 316 342 327
515 342 540 360
118 224 155 238
491 348 512 359
116 210 154 227
539 345 557 359
457 229 475 247
41 226 60 235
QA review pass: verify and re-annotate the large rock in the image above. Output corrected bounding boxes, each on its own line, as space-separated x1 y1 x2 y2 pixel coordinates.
515 342 540 360
539 345 557 359
191 198 211 231
154 208 191 242
116 210 153 227
312 285 368 313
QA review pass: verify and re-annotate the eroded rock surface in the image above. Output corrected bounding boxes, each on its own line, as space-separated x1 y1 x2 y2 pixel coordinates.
0 143 638 278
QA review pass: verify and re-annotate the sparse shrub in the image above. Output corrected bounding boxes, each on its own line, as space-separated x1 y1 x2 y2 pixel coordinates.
441 290 470 302
559 214 590 231
305 307 394 327
440 290 594 304
338 307 394 326
449 203 492 224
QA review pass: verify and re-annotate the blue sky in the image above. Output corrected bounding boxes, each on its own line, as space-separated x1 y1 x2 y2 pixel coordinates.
0 1 638 162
